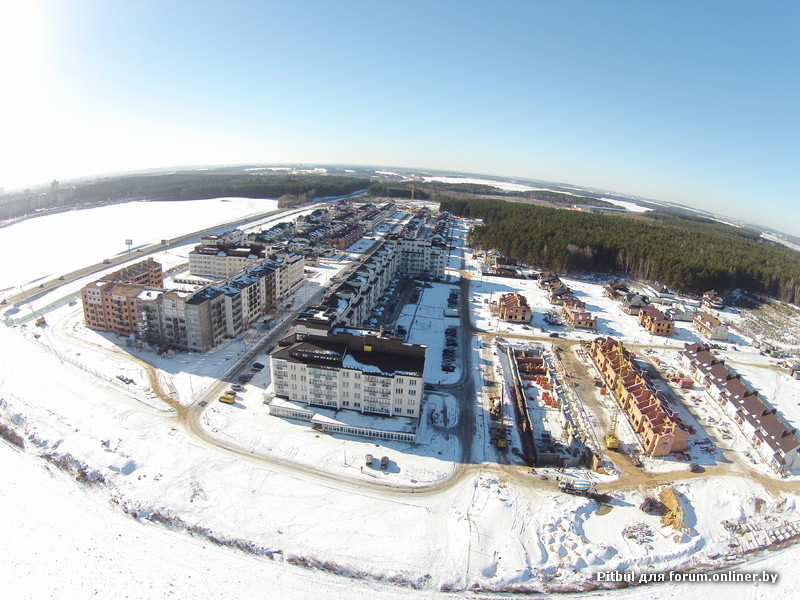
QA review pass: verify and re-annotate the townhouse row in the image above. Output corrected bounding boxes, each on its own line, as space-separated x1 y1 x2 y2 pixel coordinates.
680 342 800 472
590 337 690 456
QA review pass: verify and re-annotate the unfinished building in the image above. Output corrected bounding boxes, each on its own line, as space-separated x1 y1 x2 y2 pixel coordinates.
590 337 690 456
506 345 590 467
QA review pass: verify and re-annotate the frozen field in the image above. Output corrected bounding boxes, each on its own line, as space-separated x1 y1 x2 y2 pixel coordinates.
0 197 278 293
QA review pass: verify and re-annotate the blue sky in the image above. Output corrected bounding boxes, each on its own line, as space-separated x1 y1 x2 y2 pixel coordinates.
1 1 798 235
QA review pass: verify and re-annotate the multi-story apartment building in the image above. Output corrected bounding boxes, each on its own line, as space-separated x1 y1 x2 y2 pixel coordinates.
81 258 166 337
328 224 364 250
81 254 292 352
188 244 267 279
185 287 227 351
106 257 164 287
385 236 446 279
270 309 426 419
270 252 304 301
321 243 397 327
81 282 146 336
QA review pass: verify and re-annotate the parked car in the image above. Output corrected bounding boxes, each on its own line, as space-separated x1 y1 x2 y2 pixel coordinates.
231 383 244 391
253 362 265 369
380 456 389 469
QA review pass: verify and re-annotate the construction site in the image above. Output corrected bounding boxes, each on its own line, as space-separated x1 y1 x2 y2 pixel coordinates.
491 342 604 470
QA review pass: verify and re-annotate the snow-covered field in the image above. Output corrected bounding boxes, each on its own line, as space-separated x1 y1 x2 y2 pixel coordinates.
2 200 800 598
0 197 278 293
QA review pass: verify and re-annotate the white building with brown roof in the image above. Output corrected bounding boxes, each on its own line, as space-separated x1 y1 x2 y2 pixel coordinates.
693 311 729 341
680 342 800 472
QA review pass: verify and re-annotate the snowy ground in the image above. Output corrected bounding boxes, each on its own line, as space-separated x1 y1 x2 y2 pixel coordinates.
0 197 279 295
3 201 800 597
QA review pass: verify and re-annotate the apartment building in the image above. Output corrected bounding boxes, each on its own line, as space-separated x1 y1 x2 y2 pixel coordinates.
498 292 532 322
188 243 267 279
270 309 426 419
320 242 398 327
385 236 446 279
185 287 227 351
81 282 147 336
270 252 305 301
81 254 290 352
692 311 729 341
590 337 690 456
328 224 364 250
680 342 800 472
106 257 164 287
81 258 166 337
637 305 674 336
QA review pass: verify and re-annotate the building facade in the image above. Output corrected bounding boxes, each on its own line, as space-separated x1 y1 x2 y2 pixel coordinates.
498 292 532 322
692 311 729 341
188 244 267 279
680 342 800 472
385 237 446 279
637 305 674 336
590 337 690 456
270 310 426 419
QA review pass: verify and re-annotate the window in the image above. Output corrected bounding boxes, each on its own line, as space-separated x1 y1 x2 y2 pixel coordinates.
395 407 402 413
409 389 417 396
395 388 403 394
407 409 415 415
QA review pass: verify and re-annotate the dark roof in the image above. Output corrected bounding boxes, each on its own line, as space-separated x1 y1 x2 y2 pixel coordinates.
187 286 225 304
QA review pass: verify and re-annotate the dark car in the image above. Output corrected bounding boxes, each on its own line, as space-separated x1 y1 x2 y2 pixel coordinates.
253 362 265 369
549 332 560 338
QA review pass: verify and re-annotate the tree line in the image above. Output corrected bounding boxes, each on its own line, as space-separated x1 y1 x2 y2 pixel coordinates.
368 180 617 208
439 195 800 304
74 173 370 203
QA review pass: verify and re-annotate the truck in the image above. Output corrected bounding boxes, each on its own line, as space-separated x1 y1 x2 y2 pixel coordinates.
558 479 596 496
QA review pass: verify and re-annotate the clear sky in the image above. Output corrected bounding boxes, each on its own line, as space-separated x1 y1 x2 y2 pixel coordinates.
1 1 798 235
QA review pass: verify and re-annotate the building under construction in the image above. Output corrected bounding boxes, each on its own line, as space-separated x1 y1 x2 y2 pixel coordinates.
589 337 690 456
506 345 590 467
